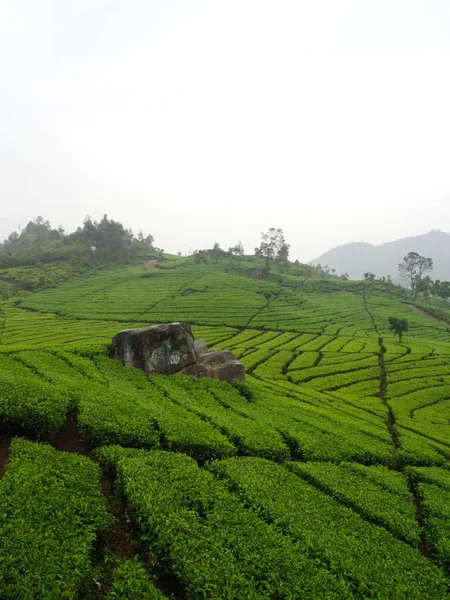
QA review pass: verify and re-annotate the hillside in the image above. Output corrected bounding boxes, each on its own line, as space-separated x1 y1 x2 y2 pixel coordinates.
1 258 450 598
312 230 450 281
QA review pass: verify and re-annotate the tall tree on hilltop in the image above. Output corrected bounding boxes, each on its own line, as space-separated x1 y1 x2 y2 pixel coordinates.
255 228 289 271
229 240 244 258
77 214 134 261
398 252 433 298
210 242 226 262
364 272 376 281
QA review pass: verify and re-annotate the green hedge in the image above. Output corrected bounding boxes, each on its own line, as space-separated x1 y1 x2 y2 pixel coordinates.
287 461 420 544
0 439 108 599
153 375 289 461
107 560 167 599
103 446 352 599
0 355 70 435
209 456 448 599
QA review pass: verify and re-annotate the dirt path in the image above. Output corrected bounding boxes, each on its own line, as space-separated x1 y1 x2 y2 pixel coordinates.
0 433 12 478
145 259 164 269
407 304 450 327
53 413 87 454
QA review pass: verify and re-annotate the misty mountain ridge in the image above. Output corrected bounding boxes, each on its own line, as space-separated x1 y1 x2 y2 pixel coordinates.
312 230 450 282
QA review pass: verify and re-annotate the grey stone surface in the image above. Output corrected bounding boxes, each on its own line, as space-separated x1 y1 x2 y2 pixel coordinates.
110 322 196 375
247 267 266 279
199 350 237 365
193 338 209 356
179 363 209 378
110 322 245 382
208 360 246 382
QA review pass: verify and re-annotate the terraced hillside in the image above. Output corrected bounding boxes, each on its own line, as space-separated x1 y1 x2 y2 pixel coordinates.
1 260 450 598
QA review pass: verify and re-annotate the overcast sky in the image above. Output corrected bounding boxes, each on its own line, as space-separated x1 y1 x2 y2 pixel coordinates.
1 1 450 261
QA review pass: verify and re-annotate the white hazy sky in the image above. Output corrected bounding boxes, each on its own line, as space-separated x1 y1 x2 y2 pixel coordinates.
1 0 450 261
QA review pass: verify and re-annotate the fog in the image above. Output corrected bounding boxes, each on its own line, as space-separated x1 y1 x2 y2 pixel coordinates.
1 0 450 261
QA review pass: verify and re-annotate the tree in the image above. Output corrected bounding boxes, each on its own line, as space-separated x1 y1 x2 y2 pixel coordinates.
228 240 244 257
398 252 433 297
388 317 409 342
313 263 323 278
254 228 288 270
0 215 157 268
364 272 376 281
276 242 290 263
193 250 208 264
435 280 450 305
210 242 225 262
416 275 433 304
76 214 135 261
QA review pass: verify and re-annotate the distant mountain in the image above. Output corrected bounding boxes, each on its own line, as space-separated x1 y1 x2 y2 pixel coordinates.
311 231 450 282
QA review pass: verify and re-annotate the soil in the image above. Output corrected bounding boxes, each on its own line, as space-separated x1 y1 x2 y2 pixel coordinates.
53 412 87 454
408 304 450 327
104 491 141 560
145 259 164 269
0 433 12 478
412 495 435 559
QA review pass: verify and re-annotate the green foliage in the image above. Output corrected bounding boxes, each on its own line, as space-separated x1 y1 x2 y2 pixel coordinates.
153 374 289 461
0 439 108 599
0 354 70 435
229 377 256 400
2 255 450 595
364 272 376 280
406 466 450 490
388 316 409 341
107 560 167 599
405 466 450 568
0 215 157 268
93 358 237 460
287 461 420 544
209 457 448 599
254 227 289 270
107 447 353 599
398 252 433 297
0 262 98 294
94 445 151 476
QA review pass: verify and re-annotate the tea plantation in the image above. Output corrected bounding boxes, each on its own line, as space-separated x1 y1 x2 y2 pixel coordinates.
1 259 450 598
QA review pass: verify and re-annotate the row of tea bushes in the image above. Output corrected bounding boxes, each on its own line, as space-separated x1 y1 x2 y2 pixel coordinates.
98 446 353 599
0 354 70 435
407 466 450 569
0 439 108 599
287 461 420 545
152 375 290 462
107 560 167 600
209 456 448 599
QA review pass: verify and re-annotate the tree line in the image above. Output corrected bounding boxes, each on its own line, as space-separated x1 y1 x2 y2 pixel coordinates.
0 215 159 268
193 228 325 279
364 251 449 304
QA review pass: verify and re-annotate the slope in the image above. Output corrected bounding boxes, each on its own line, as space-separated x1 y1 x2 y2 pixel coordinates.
0 259 450 598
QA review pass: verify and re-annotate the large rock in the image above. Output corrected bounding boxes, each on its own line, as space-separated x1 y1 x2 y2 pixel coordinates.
207 360 246 382
179 363 209 378
193 338 209 356
247 267 266 279
110 322 246 382
110 322 196 375
200 350 237 365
